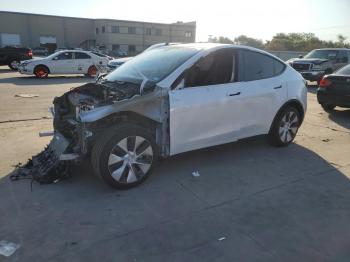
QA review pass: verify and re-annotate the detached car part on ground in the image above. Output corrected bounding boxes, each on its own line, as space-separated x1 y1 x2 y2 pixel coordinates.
18 50 109 78
287 48 350 85
317 64 350 111
23 43 307 189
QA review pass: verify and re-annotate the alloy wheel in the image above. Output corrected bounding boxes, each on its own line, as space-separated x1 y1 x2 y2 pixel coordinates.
278 111 299 143
108 136 153 184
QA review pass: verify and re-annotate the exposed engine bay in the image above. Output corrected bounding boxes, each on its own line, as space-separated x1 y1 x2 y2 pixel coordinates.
12 80 168 184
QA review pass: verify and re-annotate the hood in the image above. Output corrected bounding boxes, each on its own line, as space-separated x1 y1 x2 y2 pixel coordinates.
21 57 46 64
288 58 329 65
109 57 133 65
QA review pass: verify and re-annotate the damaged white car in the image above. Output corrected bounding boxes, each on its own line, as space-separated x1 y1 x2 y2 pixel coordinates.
29 43 307 189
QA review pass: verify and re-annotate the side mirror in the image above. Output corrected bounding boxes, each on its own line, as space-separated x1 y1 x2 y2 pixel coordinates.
298 55 303 59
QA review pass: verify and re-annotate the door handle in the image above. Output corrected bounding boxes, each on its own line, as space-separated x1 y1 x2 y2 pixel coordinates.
227 92 241 97
273 85 282 89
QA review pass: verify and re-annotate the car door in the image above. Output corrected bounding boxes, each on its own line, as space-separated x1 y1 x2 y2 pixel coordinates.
169 48 247 155
50 51 74 74
74 52 93 73
234 50 288 137
334 50 349 70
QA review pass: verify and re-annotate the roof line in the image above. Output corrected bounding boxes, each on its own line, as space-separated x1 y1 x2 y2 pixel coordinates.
0 10 196 26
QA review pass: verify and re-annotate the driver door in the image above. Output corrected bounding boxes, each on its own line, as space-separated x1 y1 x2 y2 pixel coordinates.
50 51 74 74
169 49 245 155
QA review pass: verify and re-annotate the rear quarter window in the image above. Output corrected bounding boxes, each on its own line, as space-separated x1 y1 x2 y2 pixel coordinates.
240 50 285 81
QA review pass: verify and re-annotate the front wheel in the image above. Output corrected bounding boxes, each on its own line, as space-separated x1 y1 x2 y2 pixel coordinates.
91 124 158 189
8 59 20 70
34 65 49 78
268 106 301 147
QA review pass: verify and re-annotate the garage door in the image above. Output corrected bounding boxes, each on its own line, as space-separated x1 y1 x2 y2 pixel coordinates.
40 36 56 44
1 33 21 47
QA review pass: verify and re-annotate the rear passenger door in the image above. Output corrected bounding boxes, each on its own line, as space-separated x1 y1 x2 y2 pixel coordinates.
74 52 93 73
236 50 288 136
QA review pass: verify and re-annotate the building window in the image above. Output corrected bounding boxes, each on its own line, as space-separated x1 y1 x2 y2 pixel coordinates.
112 44 120 50
155 29 162 36
96 28 99 34
128 45 136 52
111 26 119 33
185 31 192 38
128 27 136 34
145 28 152 35
102 26 105 33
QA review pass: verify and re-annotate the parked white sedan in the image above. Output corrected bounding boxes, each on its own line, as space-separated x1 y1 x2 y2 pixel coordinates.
18 50 109 78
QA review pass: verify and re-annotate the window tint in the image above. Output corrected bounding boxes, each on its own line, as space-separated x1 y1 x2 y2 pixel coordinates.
185 49 236 87
241 50 285 81
337 50 348 63
75 52 91 59
55 52 73 60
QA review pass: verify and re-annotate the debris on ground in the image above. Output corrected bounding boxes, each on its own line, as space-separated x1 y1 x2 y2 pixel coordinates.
10 145 70 186
14 93 39 98
322 138 331 142
0 240 20 257
217 237 226 241
192 171 200 177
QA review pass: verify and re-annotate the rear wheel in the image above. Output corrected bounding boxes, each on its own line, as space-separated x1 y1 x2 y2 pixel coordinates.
34 65 49 78
91 124 158 189
87 65 97 77
268 106 301 147
8 59 20 70
321 103 335 112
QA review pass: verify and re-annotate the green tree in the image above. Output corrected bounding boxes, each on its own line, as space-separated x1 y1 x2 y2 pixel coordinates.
233 35 264 49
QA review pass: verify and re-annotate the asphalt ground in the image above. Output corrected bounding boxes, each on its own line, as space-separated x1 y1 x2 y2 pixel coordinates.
0 67 349 261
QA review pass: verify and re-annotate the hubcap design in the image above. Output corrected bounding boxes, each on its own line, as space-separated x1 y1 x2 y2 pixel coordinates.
279 111 299 143
108 136 153 184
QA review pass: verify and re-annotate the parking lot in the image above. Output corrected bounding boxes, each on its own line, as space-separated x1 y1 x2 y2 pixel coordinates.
0 66 350 261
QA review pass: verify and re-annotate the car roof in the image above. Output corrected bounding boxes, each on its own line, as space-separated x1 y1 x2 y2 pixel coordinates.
312 48 350 51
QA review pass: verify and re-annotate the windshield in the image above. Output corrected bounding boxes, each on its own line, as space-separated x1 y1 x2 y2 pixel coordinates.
336 64 350 75
304 50 338 60
105 46 199 84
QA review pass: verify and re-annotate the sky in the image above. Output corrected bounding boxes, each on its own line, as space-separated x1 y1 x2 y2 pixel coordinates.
1 0 350 43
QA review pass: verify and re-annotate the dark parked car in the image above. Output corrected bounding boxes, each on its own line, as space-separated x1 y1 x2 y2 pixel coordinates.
317 64 350 111
0 46 33 70
288 48 350 85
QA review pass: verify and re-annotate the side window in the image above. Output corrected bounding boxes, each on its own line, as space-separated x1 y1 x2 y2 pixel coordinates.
337 50 348 63
183 49 236 88
241 50 275 81
274 60 286 75
55 52 73 60
75 52 91 59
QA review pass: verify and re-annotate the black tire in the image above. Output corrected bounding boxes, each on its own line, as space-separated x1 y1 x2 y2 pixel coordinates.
321 103 335 112
91 124 158 189
34 65 49 78
268 106 301 147
8 59 20 70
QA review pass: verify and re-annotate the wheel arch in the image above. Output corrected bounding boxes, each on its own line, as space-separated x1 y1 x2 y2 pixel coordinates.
269 99 305 134
33 64 50 74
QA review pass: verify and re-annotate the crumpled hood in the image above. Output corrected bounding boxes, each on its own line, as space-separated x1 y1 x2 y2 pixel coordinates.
289 58 329 65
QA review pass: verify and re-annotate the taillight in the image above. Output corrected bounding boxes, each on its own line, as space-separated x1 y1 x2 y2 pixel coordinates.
27 50 33 57
319 77 332 88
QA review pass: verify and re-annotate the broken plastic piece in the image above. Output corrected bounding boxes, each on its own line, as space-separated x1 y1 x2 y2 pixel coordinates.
39 131 54 137
192 171 200 177
218 237 226 241
0 240 20 257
